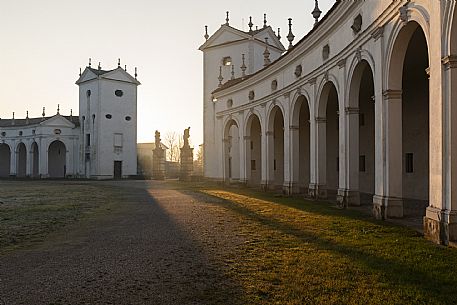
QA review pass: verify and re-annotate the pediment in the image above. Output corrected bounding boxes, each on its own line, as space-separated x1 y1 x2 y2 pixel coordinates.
75 68 98 84
253 27 286 52
40 115 75 128
199 25 250 50
101 68 141 85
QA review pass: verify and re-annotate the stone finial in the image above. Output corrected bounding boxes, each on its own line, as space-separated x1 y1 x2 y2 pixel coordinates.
248 16 253 33
277 28 281 40
218 66 224 87
98 62 101 70
231 65 235 80
42 107 46 118
12 112 15 125
287 18 295 50
312 0 322 27
225 11 230 25
70 109 73 119
118 58 121 68
125 65 127 72
263 13 267 28
135 67 138 79
88 58 92 67
26 111 29 124
79 67 82 77
204 25 209 40
263 38 271 67
241 54 247 77
57 104 60 115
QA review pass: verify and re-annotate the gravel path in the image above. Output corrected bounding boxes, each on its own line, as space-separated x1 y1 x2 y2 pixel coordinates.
0 181 246 305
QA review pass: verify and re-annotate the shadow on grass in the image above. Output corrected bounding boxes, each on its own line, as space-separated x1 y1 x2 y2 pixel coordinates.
188 187 457 303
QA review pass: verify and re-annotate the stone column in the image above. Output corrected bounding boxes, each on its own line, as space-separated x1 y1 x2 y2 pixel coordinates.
373 90 403 219
337 107 360 206
289 125 300 194
264 130 274 190
26 143 32 177
424 55 457 244
243 135 251 184
309 117 327 199
10 141 17 177
39 139 49 178
239 124 247 185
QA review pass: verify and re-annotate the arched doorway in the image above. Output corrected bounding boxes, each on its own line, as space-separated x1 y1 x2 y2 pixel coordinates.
0 144 11 177
386 21 430 217
16 143 27 177
48 140 66 178
224 120 240 182
245 114 262 187
291 95 311 193
347 60 375 204
317 82 339 198
31 142 39 178
267 106 284 190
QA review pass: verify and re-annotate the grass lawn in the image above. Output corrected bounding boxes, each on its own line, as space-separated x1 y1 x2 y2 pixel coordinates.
178 183 457 305
0 181 123 253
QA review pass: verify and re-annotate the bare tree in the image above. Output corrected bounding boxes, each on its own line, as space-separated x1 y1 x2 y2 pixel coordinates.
164 131 182 162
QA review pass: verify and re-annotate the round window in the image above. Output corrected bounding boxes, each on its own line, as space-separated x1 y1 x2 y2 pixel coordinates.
125 116 132 121
105 114 112 119
115 90 124 97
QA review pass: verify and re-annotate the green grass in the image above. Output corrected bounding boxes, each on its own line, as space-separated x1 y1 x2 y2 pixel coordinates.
177 183 457 305
0 181 122 253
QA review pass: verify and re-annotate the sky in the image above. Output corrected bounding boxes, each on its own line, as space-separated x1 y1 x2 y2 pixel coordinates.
0 0 334 146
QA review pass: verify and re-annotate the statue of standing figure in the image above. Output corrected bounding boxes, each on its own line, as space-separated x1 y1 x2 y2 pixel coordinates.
155 130 161 147
183 127 190 148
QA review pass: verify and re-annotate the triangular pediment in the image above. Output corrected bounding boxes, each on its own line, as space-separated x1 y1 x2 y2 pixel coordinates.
40 115 75 128
253 26 286 52
75 68 98 84
199 25 251 50
101 68 141 85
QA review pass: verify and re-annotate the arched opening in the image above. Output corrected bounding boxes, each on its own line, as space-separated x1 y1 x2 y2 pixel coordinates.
0 144 11 177
402 25 429 212
387 21 430 217
347 60 375 204
224 120 240 182
31 142 39 178
317 81 339 198
291 95 311 193
245 114 262 186
267 106 284 190
16 143 27 177
48 140 66 178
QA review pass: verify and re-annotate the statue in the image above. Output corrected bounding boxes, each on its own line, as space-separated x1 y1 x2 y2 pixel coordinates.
155 130 161 147
183 127 190 147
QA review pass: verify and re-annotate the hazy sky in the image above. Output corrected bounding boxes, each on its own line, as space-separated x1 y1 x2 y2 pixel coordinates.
0 0 334 146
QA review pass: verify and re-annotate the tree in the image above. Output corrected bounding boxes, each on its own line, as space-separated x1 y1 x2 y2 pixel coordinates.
164 131 182 162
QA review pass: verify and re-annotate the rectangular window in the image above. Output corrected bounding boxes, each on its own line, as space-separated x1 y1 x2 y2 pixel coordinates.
359 155 366 172
86 134 91 147
251 160 256 171
359 113 365 127
274 159 277 171
250 141 254 150
405 153 414 173
114 133 123 148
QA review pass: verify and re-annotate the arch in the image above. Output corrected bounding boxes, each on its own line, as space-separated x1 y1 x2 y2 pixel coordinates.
31 142 39 178
316 76 340 118
345 51 376 107
223 118 240 181
267 105 285 189
16 142 27 178
266 102 285 133
387 20 430 90
383 19 430 218
347 59 376 203
0 143 11 177
48 140 66 178
291 94 311 192
245 113 262 186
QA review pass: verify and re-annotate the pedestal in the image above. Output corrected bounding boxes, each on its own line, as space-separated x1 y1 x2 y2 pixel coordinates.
372 195 403 219
337 189 360 207
308 184 327 199
152 148 166 180
180 146 194 181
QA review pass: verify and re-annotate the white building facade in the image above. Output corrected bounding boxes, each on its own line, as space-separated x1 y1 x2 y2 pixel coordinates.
201 1 457 245
0 65 139 180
